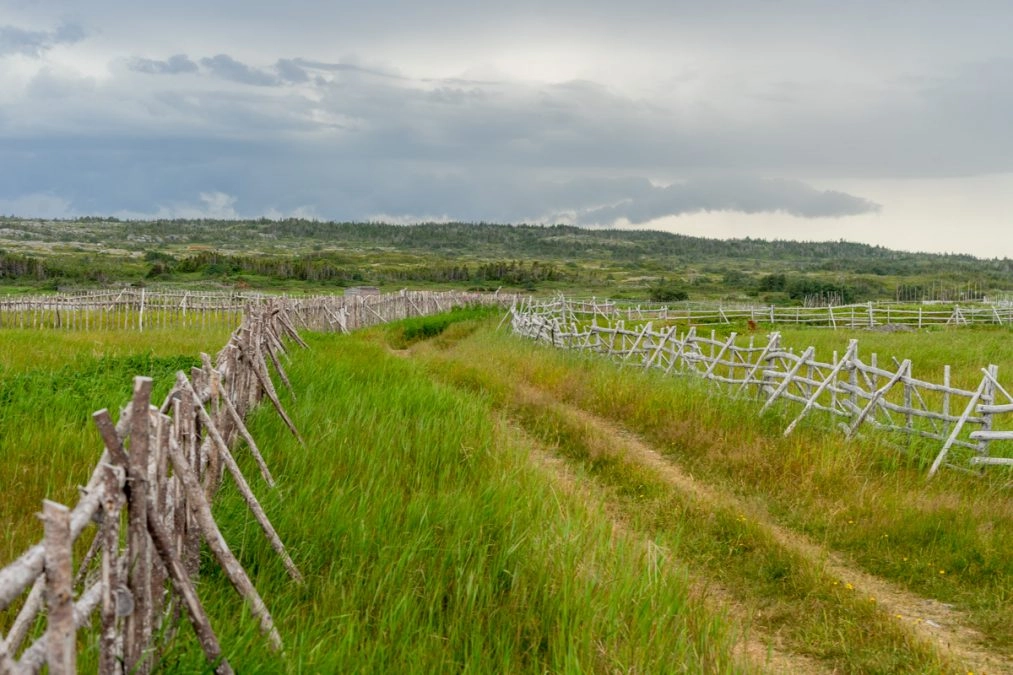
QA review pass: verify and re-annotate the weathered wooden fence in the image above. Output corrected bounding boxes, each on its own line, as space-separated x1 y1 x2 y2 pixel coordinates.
0 302 307 674
0 289 511 333
0 287 511 673
510 299 1013 477
528 297 1013 329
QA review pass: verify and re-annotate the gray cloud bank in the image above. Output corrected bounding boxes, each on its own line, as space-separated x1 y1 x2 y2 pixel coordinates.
574 178 879 225
0 22 84 57
128 54 198 75
1 5 1010 228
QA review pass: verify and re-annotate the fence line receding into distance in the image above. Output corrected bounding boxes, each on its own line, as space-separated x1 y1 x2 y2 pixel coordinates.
509 296 1013 477
535 297 1013 329
0 290 508 674
0 289 511 333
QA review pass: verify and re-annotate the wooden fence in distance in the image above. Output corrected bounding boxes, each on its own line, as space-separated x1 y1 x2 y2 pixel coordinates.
534 297 1013 329
510 298 1013 477
0 289 512 333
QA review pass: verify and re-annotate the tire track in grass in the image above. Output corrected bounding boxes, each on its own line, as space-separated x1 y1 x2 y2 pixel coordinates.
511 382 1012 675
509 421 832 675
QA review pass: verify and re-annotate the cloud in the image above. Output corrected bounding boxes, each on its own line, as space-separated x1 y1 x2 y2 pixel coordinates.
572 177 881 225
128 54 199 74
0 192 75 219
200 54 279 86
0 22 85 58
275 58 310 83
25 67 96 99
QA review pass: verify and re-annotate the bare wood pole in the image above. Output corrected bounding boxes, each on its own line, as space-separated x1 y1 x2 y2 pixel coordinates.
43 500 75 675
148 413 170 642
165 440 283 651
1 576 44 659
145 489 233 674
99 464 125 675
977 365 998 467
760 346 816 414
928 377 988 478
241 340 303 444
846 360 911 438
262 338 294 395
783 341 857 436
217 386 276 487
125 376 154 675
179 375 303 583
943 365 952 437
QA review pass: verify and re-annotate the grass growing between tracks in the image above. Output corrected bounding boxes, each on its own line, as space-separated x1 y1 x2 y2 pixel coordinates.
172 331 745 673
410 321 1013 671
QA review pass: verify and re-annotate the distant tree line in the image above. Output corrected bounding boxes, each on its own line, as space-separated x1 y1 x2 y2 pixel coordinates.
148 251 570 287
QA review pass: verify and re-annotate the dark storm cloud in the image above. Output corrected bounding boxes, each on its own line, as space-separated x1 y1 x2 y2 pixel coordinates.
0 22 85 57
574 177 881 225
128 54 199 74
200 54 280 86
5 0 1013 251
275 58 310 83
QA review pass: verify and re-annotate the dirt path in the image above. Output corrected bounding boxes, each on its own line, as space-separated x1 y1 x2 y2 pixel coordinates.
510 422 832 675
512 382 1013 675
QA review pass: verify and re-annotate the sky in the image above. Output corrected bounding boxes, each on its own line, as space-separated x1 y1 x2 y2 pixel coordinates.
2 1 1013 258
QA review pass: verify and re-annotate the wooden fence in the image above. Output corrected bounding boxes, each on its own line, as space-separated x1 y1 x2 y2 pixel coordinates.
0 289 511 333
0 287 512 673
510 299 1013 477
528 297 1013 329
0 302 311 674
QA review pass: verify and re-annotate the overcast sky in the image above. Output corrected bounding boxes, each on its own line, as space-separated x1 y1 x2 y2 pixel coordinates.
2 1 1013 257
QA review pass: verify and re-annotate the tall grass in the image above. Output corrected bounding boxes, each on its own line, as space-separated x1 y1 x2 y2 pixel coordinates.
160 333 744 672
0 327 231 567
412 322 1013 659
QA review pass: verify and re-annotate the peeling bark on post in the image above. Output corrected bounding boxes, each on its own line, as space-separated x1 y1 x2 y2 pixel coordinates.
181 376 302 583
100 463 125 675
166 442 283 651
145 494 233 674
125 376 153 675
43 500 75 675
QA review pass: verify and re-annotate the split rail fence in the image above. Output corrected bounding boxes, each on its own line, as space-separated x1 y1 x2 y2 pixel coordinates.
540 297 1013 329
0 289 506 673
510 298 1013 477
0 289 511 333
0 302 309 674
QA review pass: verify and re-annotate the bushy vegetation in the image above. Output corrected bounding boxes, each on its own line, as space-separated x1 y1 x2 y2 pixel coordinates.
0 218 1008 300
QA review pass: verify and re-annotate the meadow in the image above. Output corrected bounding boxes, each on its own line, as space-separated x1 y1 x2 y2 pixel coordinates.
0 311 1010 673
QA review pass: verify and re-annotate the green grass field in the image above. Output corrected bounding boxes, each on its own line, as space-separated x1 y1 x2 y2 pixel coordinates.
1 314 1010 673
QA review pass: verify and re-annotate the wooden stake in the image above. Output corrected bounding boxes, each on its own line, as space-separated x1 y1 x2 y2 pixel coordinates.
43 500 75 675
125 376 153 675
145 494 233 674
179 376 303 583
166 441 283 651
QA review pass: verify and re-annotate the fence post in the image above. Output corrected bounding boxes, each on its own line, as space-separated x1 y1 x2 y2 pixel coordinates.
43 499 75 675
977 365 998 468
125 377 154 674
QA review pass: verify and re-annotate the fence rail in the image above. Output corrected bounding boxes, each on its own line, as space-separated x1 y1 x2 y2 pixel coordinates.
510 297 1013 477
